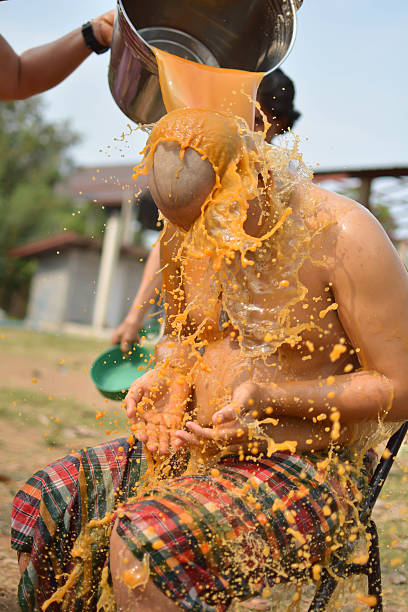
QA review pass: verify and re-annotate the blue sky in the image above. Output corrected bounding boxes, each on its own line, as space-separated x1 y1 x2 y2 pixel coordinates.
1 0 407 171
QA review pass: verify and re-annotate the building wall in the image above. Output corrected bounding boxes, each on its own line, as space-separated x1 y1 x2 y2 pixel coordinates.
26 256 70 326
65 249 146 328
106 256 145 328
26 248 147 329
65 248 100 325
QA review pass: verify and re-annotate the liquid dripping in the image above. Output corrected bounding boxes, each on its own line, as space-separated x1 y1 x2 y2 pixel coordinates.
122 553 150 589
136 107 314 356
42 106 399 610
153 47 264 128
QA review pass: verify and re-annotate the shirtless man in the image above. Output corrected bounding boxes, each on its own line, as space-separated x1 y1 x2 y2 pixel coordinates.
12 106 408 612
112 69 301 350
109 108 408 611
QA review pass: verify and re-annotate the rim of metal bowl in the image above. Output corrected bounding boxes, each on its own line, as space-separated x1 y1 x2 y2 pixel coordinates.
263 0 298 76
117 0 299 76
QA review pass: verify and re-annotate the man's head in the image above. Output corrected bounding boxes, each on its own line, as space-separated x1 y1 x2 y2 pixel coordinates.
255 69 301 142
146 108 252 231
149 142 215 231
145 80 300 232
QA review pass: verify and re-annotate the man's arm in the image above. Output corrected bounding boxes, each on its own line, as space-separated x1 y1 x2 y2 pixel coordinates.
112 242 162 350
124 224 197 454
0 10 114 100
153 222 197 367
217 201 408 427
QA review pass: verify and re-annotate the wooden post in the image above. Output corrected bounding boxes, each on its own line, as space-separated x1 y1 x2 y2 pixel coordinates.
397 240 407 267
121 189 135 247
359 177 373 210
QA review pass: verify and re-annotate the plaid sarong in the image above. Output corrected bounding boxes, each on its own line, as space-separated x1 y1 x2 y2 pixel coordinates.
11 437 146 611
117 451 364 611
11 441 366 611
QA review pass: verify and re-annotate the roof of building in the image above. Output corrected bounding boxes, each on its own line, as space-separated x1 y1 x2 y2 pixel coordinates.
63 164 408 205
63 164 148 207
9 232 149 260
313 166 408 183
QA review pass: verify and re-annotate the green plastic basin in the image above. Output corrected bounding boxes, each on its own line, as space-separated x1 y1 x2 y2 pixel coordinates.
90 344 155 401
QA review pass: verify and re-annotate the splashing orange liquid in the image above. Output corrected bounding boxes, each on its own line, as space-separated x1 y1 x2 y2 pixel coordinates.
153 47 264 128
40 47 398 612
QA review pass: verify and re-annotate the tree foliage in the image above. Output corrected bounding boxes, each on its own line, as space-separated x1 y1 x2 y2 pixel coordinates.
0 98 104 314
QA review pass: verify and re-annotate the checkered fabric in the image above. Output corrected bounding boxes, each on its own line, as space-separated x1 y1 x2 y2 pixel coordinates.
117 451 365 611
11 440 368 611
11 437 145 611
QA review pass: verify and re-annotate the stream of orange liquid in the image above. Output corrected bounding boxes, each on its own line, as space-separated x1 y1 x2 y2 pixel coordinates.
153 47 264 128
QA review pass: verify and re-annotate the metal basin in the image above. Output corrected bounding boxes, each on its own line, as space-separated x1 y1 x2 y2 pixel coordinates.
108 0 302 124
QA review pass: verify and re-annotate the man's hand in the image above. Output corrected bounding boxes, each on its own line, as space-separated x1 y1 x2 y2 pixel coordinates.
125 367 190 455
212 381 271 425
173 382 272 455
112 315 144 352
92 10 115 48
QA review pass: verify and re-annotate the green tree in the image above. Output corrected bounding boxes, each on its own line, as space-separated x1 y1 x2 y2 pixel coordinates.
0 98 105 314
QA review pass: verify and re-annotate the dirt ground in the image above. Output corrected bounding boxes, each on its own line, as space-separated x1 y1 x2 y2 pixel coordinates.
0 328 407 611
0 328 120 611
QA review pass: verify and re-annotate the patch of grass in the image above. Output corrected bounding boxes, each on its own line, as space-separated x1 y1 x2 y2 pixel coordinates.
0 328 107 369
373 449 408 607
0 386 128 448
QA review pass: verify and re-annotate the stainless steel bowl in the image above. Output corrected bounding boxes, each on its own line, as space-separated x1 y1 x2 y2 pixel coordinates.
108 0 302 124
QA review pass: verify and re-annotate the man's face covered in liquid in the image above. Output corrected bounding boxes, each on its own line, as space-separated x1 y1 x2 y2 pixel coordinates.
146 108 259 232
149 142 216 231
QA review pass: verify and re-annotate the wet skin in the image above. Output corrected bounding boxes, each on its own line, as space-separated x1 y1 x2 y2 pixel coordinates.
159 182 353 453
126 142 408 457
115 139 408 611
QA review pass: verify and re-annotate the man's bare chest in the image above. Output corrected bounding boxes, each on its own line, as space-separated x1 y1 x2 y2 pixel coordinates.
182 252 359 377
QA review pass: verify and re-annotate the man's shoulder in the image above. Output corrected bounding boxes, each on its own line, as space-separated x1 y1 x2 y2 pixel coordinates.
292 182 396 281
308 182 365 215
298 183 387 241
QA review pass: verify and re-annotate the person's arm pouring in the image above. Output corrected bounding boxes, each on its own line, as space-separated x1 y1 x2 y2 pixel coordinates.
0 10 114 100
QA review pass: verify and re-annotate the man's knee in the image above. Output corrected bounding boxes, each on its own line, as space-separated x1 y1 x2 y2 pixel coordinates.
110 519 149 605
110 520 132 585
110 519 181 612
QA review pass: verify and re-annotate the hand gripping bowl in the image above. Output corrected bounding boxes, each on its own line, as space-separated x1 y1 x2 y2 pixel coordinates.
91 344 155 401
91 323 160 401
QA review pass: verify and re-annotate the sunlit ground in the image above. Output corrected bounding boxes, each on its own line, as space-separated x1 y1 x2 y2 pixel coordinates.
0 329 407 611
